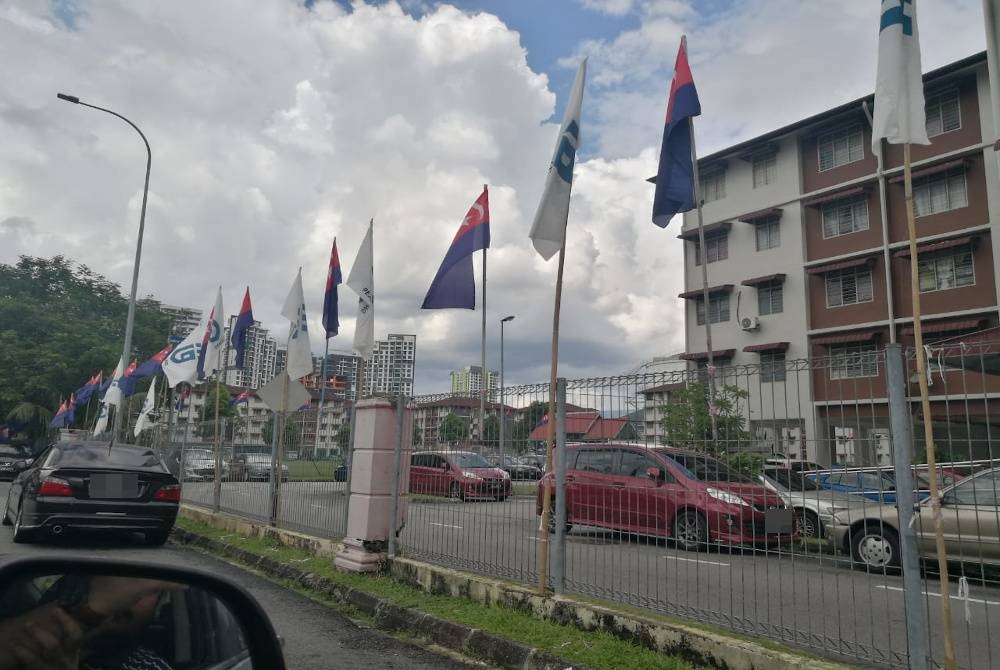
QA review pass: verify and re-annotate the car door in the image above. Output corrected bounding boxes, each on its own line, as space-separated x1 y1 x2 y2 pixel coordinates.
571 449 618 529
429 455 451 496
615 449 668 535
919 470 1000 562
409 454 427 493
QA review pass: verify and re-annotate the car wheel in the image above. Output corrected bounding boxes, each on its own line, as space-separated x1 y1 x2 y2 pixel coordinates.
449 482 465 501
796 509 822 540
673 510 708 551
851 524 901 571
144 529 171 546
12 499 34 544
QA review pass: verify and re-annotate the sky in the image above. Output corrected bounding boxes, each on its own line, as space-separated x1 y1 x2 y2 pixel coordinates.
0 0 988 394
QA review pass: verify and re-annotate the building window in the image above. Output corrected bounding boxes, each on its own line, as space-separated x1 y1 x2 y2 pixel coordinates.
755 218 780 250
829 344 879 379
818 126 864 171
700 171 726 203
760 352 786 382
758 284 784 315
925 90 960 138
918 246 975 292
694 233 728 265
696 294 730 325
753 154 777 187
825 268 873 307
822 197 869 238
913 169 968 217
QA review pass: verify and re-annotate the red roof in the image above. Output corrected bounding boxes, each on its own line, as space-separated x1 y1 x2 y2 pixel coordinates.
742 273 786 287
811 330 882 346
738 207 783 223
742 341 789 353
806 255 876 275
528 411 599 441
803 185 870 208
893 235 978 258
584 418 629 441
889 158 969 184
677 221 731 240
678 349 736 361
678 284 734 300
901 318 985 336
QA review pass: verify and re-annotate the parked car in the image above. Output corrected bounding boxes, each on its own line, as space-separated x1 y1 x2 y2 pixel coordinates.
756 466 855 539
227 453 288 482
827 467 1000 570
764 457 824 472
495 456 542 480
2 440 181 545
0 445 33 481
536 443 794 551
409 450 511 501
182 449 229 482
805 468 906 502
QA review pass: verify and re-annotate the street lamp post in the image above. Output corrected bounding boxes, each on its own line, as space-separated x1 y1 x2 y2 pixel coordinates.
499 315 515 467
58 93 152 440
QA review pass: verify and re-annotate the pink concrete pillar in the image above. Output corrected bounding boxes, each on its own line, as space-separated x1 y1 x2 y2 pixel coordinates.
335 397 412 572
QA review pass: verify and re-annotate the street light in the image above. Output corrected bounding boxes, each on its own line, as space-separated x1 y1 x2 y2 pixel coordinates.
58 93 152 440
499 315 515 466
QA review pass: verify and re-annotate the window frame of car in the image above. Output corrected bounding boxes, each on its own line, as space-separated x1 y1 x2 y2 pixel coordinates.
944 469 999 506
616 448 676 482
571 448 618 474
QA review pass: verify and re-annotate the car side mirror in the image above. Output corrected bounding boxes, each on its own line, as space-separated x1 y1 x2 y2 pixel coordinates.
0 557 286 669
646 466 662 481
12 460 26 472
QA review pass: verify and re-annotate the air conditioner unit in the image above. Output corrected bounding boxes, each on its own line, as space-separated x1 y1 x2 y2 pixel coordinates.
740 316 760 331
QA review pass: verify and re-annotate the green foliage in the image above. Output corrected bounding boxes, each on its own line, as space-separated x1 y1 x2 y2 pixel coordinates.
658 382 751 453
262 415 300 450
483 414 499 445
509 400 548 452
439 411 467 445
716 451 764 478
4 402 53 446
0 256 171 423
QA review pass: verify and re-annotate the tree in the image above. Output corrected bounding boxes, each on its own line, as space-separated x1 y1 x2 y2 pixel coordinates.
196 385 242 438
439 412 467 446
483 415 499 447
5 402 53 450
0 256 171 422
262 415 300 451
508 400 548 453
659 382 751 453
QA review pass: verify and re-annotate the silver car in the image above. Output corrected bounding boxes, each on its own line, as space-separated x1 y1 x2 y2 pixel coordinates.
827 467 1000 570
756 467 855 539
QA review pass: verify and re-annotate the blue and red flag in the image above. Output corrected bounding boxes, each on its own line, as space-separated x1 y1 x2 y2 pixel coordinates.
322 239 342 338
75 372 103 405
229 390 251 407
421 187 490 310
175 385 191 412
232 288 255 368
48 395 76 429
652 36 701 228
121 344 174 397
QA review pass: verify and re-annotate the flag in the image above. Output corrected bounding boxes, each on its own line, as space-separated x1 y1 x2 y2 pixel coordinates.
175 385 191 412
232 287 255 368
529 59 587 261
229 390 251 407
421 187 490 309
102 356 126 411
652 37 702 227
871 0 929 151
347 220 375 358
74 372 103 405
322 239 342 338
133 377 157 437
282 269 314 380
163 290 217 388
121 345 170 396
196 287 225 381
92 401 110 436
48 399 68 429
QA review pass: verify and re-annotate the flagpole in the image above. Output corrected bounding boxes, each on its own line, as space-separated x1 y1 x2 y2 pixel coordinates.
687 114 718 443
480 185 488 451
903 142 957 670
212 374 223 512
315 339 330 458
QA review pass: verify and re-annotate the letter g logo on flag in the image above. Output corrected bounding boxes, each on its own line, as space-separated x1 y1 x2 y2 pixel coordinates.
170 343 200 364
880 0 913 36
554 120 580 184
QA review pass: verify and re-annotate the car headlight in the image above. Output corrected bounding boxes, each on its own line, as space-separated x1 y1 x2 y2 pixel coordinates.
706 487 751 507
462 471 482 480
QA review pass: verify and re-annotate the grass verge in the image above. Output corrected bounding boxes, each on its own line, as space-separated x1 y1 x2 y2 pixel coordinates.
285 460 337 481
175 516 707 670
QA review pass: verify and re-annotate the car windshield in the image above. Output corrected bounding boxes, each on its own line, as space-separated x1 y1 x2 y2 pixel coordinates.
450 453 493 469
0 446 28 458
45 443 163 470
765 468 822 491
657 451 748 483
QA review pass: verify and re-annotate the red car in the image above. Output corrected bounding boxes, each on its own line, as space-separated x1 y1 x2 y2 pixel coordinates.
536 443 794 550
409 450 512 501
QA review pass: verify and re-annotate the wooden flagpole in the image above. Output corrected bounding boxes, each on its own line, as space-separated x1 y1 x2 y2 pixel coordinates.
903 142 956 670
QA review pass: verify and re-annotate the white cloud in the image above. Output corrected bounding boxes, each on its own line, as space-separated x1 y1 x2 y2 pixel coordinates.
576 0 636 17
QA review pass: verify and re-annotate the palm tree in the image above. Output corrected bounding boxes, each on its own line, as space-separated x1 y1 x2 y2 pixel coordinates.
5 402 54 450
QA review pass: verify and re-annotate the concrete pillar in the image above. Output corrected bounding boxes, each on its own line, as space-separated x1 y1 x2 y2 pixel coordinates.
335 398 411 572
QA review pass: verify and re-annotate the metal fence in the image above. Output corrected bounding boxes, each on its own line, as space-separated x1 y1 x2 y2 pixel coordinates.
165 340 1000 669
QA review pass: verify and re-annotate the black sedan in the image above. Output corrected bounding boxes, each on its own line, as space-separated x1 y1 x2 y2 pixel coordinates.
2 440 180 545
496 456 542 480
0 445 33 481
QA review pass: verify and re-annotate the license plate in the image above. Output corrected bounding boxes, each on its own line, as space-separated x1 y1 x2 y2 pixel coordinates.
765 508 794 534
90 473 139 499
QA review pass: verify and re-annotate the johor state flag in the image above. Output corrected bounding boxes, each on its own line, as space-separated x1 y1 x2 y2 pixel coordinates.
652 36 702 228
121 345 173 396
229 390 251 407
49 399 69 429
232 288 255 369
422 187 490 309
872 0 929 150
323 239 342 338
75 372 103 405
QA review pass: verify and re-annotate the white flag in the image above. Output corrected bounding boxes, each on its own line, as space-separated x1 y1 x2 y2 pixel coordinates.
92 402 110 436
871 0 929 151
197 287 225 381
133 376 157 437
162 291 213 388
102 356 126 412
529 59 587 261
281 269 314 380
347 220 375 359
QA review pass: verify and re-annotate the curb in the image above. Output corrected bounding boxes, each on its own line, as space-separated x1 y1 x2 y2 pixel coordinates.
170 527 590 670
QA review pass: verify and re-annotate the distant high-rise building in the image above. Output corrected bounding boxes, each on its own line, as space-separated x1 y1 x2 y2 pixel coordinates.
160 304 202 338
274 348 287 377
305 351 359 402
450 365 498 397
363 334 416 396
221 316 277 390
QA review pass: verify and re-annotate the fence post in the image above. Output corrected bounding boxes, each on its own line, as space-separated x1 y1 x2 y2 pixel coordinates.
388 393 405 559
553 377 567 595
886 343 930 670
268 411 281 527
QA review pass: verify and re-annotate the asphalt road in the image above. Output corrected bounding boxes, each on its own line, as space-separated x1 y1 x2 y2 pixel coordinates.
180 481 1000 669
0 483 480 670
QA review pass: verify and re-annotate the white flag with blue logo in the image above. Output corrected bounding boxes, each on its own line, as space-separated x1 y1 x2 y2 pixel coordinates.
529 59 587 261
347 220 375 359
93 356 124 435
196 287 225 380
162 292 214 388
872 0 930 151
133 376 157 437
282 269 314 380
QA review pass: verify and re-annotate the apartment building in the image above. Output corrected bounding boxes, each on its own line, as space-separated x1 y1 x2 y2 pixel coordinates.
160 304 202 338
363 334 416 397
450 365 498 398
221 317 278 390
307 351 361 402
676 52 999 466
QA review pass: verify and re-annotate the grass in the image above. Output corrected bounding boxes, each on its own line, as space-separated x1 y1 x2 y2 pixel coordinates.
175 516 707 670
285 460 338 481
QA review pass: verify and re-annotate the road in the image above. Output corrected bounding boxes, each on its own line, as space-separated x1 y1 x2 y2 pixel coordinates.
181 481 1000 669
0 483 480 670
